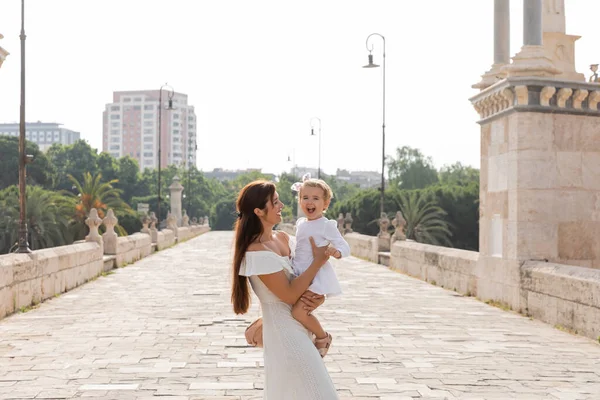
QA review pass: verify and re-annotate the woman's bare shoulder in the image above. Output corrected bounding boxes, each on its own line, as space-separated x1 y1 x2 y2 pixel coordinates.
247 242 265 252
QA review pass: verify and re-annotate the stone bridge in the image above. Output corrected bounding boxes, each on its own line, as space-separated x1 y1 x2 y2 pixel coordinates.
1 232 599 400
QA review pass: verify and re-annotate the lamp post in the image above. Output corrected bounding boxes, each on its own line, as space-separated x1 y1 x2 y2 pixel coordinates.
363 33 386 218
309 117 321 179
17 0 31 253
287 148 296 177
157 83 174 230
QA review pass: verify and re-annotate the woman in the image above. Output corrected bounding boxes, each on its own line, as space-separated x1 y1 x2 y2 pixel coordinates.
231 180 339 399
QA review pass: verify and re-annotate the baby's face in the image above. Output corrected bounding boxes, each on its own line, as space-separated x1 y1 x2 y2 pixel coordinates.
299 186 329 220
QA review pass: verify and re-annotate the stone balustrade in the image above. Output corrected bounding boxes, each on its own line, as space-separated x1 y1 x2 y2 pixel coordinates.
0 208 210 321
280 211 600 340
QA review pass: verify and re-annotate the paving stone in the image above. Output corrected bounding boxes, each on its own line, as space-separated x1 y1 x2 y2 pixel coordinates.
0 231 599 399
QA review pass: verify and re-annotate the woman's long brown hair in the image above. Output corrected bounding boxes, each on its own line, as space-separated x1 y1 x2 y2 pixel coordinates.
231 180 276 314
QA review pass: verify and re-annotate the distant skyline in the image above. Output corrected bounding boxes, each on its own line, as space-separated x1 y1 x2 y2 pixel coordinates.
0 1 599 176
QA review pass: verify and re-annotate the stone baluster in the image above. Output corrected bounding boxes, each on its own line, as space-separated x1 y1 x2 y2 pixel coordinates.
377 212 391 252
336 213 345 235
182 210 190 227
203 216 209 227
102 209 118 255
344 212 353 234
141 215 150 234
149 211 159 243
391 211 407 242
85 208 103 245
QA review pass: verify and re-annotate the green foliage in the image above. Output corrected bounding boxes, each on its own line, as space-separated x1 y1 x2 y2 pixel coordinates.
390 190 453 247
387 146 439 190
0 136 53 190
0 185 74 253
210 198 237 231
422 184 479 250
46 140 99 191
439 162 480 187
68 172 135 240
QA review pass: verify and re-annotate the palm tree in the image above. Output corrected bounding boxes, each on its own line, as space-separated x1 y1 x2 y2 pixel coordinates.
67 172 135 240
394 191 453 247
0 186 74 253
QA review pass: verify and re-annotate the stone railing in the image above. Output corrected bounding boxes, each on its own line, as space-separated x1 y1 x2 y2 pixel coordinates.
0 208 210 320
390 240 479 295
282 211 600 340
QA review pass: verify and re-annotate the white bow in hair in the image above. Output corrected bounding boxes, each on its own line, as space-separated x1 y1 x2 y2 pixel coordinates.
291 173 311 192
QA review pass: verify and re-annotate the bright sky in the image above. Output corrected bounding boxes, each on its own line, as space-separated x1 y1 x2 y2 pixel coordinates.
0 1 599 176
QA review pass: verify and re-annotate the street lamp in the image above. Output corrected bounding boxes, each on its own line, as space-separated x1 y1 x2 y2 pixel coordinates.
287 148 296 178
17 0 32 253
309 117 321 179
363 33 386 218
157 83 174 230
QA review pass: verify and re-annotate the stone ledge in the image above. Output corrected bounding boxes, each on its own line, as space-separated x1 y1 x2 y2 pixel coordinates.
345 233 379 263
521 261 600 339
521 261 600 309
390 241 479 295
470 76 600 124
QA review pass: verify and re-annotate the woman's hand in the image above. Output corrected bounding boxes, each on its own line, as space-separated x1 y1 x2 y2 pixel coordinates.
309 236 330 267
299 290 325 312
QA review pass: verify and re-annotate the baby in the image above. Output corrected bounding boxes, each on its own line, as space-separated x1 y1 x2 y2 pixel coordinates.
290 178 350 357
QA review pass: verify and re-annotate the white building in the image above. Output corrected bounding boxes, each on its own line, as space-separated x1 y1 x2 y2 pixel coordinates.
102 90 197 170
0 122 80 151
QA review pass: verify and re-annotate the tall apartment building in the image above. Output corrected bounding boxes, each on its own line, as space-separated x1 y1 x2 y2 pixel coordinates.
0 122 80 151
102 90 197 170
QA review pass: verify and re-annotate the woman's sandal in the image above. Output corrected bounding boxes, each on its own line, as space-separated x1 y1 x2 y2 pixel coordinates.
315 333 333 358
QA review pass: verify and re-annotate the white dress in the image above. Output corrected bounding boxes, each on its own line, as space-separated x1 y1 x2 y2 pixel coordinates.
240 250 339 400
293 217 351 297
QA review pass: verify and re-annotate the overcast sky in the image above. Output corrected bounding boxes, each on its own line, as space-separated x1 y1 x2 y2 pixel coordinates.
0 0 598 175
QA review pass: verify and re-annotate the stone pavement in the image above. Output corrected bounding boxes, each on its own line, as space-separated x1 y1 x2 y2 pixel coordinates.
1 232 599 400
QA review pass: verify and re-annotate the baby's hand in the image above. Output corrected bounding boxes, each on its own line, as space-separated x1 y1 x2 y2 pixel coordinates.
325 245 341 259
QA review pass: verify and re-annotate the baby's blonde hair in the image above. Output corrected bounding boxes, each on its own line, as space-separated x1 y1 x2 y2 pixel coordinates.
299 179 333 202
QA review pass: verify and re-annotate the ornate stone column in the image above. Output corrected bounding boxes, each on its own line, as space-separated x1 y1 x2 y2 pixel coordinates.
473 0 510 90
503 0 560 77
168 175 184 226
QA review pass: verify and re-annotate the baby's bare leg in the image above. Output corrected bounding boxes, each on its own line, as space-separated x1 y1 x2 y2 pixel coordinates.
291 299 327 339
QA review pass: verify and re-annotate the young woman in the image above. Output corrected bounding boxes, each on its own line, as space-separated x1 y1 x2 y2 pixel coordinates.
231 180 339 399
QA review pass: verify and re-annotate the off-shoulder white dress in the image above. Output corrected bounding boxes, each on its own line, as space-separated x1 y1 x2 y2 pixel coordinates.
240 249 339 399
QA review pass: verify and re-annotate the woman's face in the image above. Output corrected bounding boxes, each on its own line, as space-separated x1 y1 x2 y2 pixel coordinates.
259 190 284 226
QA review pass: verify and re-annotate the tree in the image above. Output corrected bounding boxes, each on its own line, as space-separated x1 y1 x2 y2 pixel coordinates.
210 198 237 231
68 172 135 240
0 185 74 254
439 162 479 187
392 191 453 247
97 152 118 183
47 140 99 191
116 156 143 204
0 136 53 190
387 146 439 190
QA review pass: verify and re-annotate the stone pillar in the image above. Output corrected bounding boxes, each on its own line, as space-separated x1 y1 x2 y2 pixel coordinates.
524 0 543 45
503 0 560 77
344 213 353 234
470 78 600 312
169 175 184 226
85 208 103 245
473 0 510 90
102 209 118 255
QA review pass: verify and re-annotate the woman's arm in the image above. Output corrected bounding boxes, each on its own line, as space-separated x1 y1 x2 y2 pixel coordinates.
258 237 329 305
